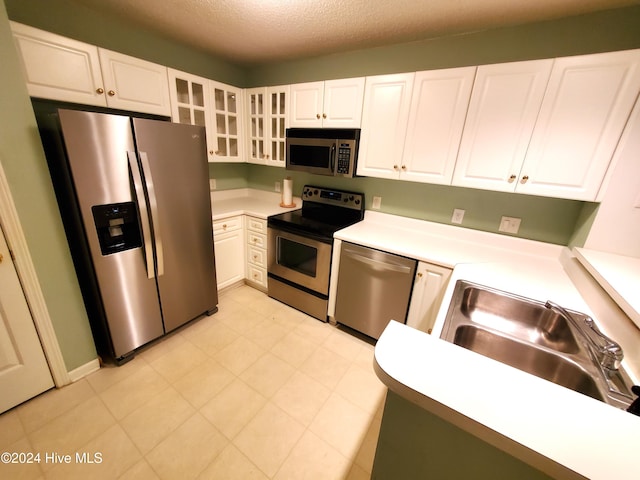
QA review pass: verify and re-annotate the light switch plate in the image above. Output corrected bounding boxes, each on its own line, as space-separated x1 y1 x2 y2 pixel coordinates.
451 209 465 224
372 196 382 209
499 216 521 234
209 178 216 190
275 181 281 193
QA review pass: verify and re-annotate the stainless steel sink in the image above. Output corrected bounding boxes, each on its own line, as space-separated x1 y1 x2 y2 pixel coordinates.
441 281 634 410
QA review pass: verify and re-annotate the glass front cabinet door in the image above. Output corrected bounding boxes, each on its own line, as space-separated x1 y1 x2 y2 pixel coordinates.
210 81 244 163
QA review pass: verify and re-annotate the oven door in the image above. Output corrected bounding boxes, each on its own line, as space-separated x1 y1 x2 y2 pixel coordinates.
267 227 332 294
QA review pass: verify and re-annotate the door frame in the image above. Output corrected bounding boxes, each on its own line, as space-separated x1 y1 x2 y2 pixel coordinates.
0 157 69 387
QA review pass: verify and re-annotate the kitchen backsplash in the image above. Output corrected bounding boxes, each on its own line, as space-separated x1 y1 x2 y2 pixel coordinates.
209 163 594 246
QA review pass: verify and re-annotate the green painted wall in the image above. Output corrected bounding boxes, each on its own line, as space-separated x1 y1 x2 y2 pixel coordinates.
373 391 555 479
0 1 96 370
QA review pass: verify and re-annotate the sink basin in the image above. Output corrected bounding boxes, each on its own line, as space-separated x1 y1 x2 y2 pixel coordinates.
441 281 634 410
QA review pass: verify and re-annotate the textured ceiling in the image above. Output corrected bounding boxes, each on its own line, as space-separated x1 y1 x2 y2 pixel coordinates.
70 0 638 65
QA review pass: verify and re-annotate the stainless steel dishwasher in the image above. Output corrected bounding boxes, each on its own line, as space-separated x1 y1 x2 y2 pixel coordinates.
334 242 417 339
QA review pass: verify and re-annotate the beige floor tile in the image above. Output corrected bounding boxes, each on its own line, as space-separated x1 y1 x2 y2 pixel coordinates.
181 321 239 356
197 444 268 480
200 379 266 439
354 413 383 474
322 328 371 362
120 386 195 454
222 285 265 305
345 463 371 480
85 356 149 394
148 339 208 384
137 331 188 364
353 343 376 372
299 346 351 389
98 364 169 420
270 305 308 329
28 396 115 471
0 437 43 480
239 352 295 398
244 319 289 350
234 402 305 478
245 294 284 318
145 413 227 480
309 393 373 460
213 336 265 375
274 430 351 480
44 424 140 480
335 364 387 415
172 358 235 408
118 459 160 480
16 379 95 433
271 371 330 426
270 331 317 368
0 410 26 450
220 307 265 335
293 317 334 344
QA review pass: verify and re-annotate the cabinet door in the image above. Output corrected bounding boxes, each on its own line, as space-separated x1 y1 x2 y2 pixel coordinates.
210 81 244 162
98 49 171 116
246 87 267 164
406 262 452 334
401 67 476 185
168 69 210 128
357 73 415 179
452 60 553 192
266 85 289 167
518 49 640 200
289 81 324 127
322 77 365 128
10 22 106 107
213 222 245 290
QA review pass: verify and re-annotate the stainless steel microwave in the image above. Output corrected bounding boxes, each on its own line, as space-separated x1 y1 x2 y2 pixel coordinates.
286 128 360 177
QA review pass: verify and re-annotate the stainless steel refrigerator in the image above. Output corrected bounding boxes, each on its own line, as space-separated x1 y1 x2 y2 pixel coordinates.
36 106 218 364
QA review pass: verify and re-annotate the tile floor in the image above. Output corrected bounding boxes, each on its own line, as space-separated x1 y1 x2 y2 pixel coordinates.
0 285 387 479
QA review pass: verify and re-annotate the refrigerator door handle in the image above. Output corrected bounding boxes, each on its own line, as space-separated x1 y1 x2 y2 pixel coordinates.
139 151 164 277
127 151 155 279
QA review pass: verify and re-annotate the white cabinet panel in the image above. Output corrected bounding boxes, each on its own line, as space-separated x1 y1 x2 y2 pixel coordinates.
289 78 364 128
401 67 476 184
518 49 640 200
357 73 415 179
213 217 245 290
289 81 324 127
245 216 268 291
210 81 244 162
406 262 452 335
246 85 289 167
452 59 553 192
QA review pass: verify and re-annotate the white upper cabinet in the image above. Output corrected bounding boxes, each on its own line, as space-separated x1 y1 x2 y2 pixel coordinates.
517 49 640 200
11 22 171 116
246 85 289 167
401 67 476 184
289 78 365 128
452 59 554 192
356 73 415 179
209 81 244 163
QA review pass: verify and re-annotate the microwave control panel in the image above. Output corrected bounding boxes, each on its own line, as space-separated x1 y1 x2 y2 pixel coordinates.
336 139 356 176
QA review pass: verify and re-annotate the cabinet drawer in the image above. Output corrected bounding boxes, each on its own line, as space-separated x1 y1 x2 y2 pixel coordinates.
247 231 266 249
247 246 266 268
247 265 267 288
246 216 267 234
213 216 242 235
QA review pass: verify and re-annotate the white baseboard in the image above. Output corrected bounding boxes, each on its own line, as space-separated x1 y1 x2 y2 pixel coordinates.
67 358 100 382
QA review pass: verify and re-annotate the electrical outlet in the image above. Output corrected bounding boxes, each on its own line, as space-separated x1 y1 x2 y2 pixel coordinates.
209 178 216 190
451 209 465 224
372 196 382 210
275 181 281 193
499 216 521 234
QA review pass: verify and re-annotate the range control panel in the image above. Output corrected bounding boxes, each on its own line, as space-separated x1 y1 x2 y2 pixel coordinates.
302 185 364 210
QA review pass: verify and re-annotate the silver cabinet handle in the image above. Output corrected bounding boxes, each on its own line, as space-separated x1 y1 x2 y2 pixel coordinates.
127 151 155 279
139 152 164 277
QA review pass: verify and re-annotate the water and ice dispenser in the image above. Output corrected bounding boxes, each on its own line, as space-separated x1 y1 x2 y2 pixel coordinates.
92 202 142 255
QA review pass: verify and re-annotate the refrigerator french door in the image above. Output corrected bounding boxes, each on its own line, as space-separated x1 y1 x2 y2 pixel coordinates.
55 109 218 363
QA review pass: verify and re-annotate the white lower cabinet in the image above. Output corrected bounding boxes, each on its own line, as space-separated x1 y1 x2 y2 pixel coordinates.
406 262 452 334
245 216 268 290
213 216 245 290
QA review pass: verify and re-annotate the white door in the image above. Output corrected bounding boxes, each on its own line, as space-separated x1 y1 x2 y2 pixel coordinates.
0 224 53 413
322 77 365 128
289 81 324 128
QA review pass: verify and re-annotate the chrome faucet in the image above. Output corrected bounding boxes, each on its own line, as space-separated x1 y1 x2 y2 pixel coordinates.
545 301 624 372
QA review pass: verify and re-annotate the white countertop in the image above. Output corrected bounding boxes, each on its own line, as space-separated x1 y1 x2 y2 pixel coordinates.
334 210 640 480
210 188 301 220
573 247 640 329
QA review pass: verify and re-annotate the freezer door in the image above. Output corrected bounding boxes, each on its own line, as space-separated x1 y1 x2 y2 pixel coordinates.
132 118 218 332
58 110 164 357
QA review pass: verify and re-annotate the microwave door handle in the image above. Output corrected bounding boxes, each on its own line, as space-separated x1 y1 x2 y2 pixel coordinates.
127 151 155 279
331 143 336 173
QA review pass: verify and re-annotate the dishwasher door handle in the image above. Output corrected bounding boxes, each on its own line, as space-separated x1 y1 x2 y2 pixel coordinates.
346 251 412 274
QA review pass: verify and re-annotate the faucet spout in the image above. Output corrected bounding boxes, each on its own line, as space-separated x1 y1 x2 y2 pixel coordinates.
545 301 624 372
